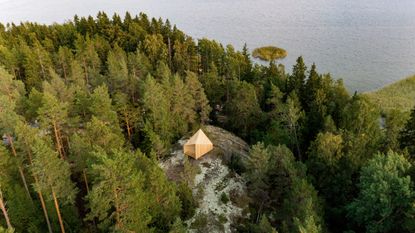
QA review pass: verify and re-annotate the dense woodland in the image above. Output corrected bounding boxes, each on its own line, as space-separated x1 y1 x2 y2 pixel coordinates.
0 12 414 233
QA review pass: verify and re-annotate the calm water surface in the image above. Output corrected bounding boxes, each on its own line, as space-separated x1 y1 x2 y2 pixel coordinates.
1 0 415 92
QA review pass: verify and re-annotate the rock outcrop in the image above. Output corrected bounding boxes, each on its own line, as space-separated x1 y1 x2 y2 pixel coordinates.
160 125 250 232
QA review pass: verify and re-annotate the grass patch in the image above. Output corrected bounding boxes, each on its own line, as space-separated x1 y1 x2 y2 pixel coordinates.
365 75 415 113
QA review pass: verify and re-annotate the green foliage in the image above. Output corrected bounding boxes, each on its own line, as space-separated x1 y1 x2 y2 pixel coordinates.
281 178 323 233
37 92 68 130
257 215 278 233
224 80 262 139
347 151 415 233
399 107 415 156
0 226 14 233
169 218 187 233
0 10 408 233
142 33 168 67
31 138 77 204
287 57 306 95
185 72 212 125
244 142 322 232
383 109 409 151
176 182 197 220
89 85 120 128
106 44 129 93
86 149 151 231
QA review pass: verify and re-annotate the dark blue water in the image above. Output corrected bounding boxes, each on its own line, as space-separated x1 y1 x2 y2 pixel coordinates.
1 0 415 91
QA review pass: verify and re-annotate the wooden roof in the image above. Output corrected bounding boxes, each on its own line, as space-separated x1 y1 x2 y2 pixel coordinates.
184 129 213 145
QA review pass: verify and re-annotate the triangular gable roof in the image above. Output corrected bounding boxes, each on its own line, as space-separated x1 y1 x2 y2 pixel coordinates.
184 129 213 145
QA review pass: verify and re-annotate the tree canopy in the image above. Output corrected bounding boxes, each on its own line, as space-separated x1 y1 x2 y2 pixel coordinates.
0 11 413 233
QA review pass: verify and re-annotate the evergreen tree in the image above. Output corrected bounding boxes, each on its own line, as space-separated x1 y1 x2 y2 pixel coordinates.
142 33 168 67
0 146 13 230
31 138 78 233
257 215 278 233
185 72 212 125
113 92 140 142
86 149 151 232
341 96 382 167
224 80 261 139
399 107 415 155
107 44 129 93
141 74 172 153
381 110 407 151
347 151 415 233
56 46 73 83
75 35 102 88
20 39 53 90
287 56 307 96
171 74 196 135
281 178 323 233
0 68 32 199
37 92 69 159
169 218 187 233
14 121 54 233
281 92 304 159
89 85 120 130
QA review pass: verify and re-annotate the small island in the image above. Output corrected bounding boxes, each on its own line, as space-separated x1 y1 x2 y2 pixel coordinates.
252 46 287 64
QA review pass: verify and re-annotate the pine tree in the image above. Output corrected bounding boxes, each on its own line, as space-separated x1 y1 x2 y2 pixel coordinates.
281 92 304 159
145 165 181 230
169 218 187 233
68 60 87 88
113 92 140 142
70 116 125 197
303 63 321 109
20 39 53 90
42 71 74 103
225 80 261 138
0 68 31 199
287 56 307 96
37 92 69 159
170 74 196 135
31 138 78 233
185 72 212 124
14 121 53 233
127 51 151 101
347 152 415 233
107 44 129 93
0 145 16 230
86 149 151 231
0 186 12 230
89 85 120 129
281 178 323 233
142 33 168 67
257 215 278 233
75 35 102 88
399 107 415 155
141 74 173 149
56 46 73 83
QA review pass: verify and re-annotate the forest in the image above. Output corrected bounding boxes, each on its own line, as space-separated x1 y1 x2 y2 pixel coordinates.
0 12 414 233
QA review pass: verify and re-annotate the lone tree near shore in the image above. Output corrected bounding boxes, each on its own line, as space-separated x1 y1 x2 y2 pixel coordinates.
252 46 287 64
